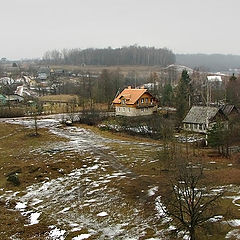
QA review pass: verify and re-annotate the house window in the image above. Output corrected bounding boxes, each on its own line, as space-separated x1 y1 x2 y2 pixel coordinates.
123 107 125 112
137 100 139 104
121 99 125 104
141 98 144 103
145 98 148 103
118 108 121 112
128 108 131 112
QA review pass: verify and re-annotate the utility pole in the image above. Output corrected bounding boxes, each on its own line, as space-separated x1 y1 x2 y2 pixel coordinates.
206 79 210 146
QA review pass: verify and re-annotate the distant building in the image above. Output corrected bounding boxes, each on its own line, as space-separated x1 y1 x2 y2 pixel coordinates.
37 66 50 80
0 94 6 104
37 73 48 80
220 104 239 119
207 76 222 83
183 106 227 133
0 58 7 63
112 86 157 116
206 75 223 90
6 94 24 103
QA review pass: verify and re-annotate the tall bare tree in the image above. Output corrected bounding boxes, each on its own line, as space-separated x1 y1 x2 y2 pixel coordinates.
161 162 224 240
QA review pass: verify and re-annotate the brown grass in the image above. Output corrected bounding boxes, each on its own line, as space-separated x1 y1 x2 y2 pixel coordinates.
39 94 78 102
1 122 240 239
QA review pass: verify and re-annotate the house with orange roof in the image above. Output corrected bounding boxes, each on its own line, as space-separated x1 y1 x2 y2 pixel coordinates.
112 86 157 116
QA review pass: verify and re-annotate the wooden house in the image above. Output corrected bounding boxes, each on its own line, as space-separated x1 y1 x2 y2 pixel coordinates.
112 86 157 116
6 94 24 103
220 104 239 119
183 106 227 133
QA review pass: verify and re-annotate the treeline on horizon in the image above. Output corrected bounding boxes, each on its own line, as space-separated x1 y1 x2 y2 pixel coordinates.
42 46 175 67
176 54 240 72
41 46 240 72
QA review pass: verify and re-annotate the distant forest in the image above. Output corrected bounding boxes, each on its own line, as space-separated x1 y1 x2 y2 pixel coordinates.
41 46 240 72
42 46 175 67
176 54 240 72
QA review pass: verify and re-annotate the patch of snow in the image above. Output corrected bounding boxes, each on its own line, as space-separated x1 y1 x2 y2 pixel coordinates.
226 229 240 239
59 207 70 213
72 234 91 240
145 238 161 240
29 212 41 225
233 196 240 207
148 186 158 196
71 227 82 232
85 199 96 203
88 165 99 171
31 198 43 206
155 196 168 219
208 215 223 222
97 212 108 217
49 227 66 240
15 202 27 210
168 225 176 231
225 219 240 227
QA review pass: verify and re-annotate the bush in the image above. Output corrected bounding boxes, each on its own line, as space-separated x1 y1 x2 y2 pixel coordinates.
0 107 25 118
78 110 109 126
7 174 20 186
101 115 174 140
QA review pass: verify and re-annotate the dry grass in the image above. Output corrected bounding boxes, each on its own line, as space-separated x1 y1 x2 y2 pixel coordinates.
49 64 164 74
39 94 78 102
0 123 88 239
1 122 240 239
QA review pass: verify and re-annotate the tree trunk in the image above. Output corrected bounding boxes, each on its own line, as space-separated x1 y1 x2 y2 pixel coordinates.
34 115 38 136
190 227 196 240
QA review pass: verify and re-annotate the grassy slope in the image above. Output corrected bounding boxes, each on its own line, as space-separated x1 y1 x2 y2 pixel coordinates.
0 123 240 239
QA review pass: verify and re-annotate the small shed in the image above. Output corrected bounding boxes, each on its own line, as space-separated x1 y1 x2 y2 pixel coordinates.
183 106 227 133
220 104 239 118
6 94 24 103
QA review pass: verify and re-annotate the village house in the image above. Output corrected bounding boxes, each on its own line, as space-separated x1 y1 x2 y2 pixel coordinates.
183 106 227 133
220 104 239 119
6 94 24 104
112 86 157 116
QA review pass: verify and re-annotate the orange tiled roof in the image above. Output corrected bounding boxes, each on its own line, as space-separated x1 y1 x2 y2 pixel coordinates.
112 88 148 105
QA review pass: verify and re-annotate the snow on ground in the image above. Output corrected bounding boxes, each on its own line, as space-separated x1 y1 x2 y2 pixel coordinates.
49 227 66 240
29 212 41 225
3 117 240 239
1 117 164 239
97 212 108 217
72 234 91 240
226 229 240 239
148 186 158 197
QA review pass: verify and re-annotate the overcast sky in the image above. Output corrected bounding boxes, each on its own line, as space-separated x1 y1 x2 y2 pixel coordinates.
1 0 239 60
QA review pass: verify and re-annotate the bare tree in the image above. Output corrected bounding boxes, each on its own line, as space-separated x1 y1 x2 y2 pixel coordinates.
161 162 224 240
